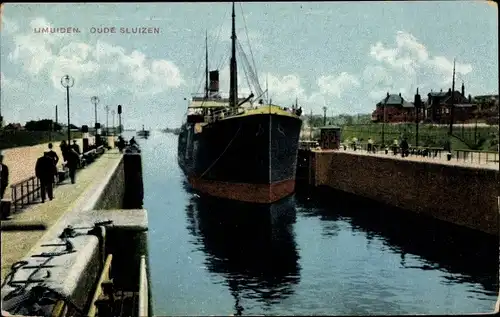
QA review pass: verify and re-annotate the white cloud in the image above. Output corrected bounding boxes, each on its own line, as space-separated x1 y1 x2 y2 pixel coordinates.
317 72 360 98
7 17 185 97
366 30 473 101
0 72 22 90
213 61 358 111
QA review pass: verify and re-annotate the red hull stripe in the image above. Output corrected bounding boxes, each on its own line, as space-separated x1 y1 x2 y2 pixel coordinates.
188 177 296 204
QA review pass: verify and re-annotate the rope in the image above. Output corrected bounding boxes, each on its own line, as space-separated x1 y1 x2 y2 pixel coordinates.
239 3 261 92
1 221 113 316
198 123 242 179
237 41 253 95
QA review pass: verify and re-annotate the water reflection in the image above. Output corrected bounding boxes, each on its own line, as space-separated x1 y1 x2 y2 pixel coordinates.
185 193 301 315
295 189 499 296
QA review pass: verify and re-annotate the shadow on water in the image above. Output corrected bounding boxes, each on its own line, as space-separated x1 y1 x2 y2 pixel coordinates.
296 187 499 296
185 192 301 315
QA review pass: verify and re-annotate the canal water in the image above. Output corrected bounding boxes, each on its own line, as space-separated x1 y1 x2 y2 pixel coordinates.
137 131 498 315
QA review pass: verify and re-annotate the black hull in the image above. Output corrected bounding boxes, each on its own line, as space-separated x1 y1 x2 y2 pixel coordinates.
178 113 302 203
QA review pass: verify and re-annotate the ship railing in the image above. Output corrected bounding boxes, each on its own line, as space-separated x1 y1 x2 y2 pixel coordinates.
204 107 246 123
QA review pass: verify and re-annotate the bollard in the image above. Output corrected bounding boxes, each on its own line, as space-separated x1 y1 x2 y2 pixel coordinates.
447 152 452 161
123 152 144 209
82 125 90 153
0 199 12 220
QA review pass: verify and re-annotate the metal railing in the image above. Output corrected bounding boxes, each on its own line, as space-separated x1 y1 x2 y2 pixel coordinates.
454 149 499 164
204 107 246 123
299 141 320 151
339 142 499 165
10 176 41 214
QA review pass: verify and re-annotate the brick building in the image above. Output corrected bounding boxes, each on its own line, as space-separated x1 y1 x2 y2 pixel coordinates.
424 83 475 123
371 92 416 123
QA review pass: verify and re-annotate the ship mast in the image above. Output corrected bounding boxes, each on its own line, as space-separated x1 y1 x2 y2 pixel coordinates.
229 2 238 108
205 30 209 99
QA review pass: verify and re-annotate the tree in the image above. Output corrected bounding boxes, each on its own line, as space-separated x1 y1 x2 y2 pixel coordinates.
25 119 56 131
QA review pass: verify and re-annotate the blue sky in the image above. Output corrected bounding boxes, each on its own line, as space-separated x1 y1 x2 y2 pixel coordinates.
1 1 498 129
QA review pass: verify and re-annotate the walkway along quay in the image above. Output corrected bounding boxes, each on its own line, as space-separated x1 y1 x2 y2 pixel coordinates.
297 144 499 236
0 145 152 317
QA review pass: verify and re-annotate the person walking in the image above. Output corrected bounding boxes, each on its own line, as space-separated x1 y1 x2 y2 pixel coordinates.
0 151 9 200
400 138 409 157
46 143 59 183
47 143 59 166
35 152 57 203
367 138 374 153
66 148 80 184
59 140 69 163
71 140 81 155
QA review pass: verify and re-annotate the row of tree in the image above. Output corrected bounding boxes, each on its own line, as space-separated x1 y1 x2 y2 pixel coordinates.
22 120 123 132
23 119 80 131
307 114 372 127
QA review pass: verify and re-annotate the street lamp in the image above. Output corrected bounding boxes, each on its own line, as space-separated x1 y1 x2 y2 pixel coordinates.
91 96 99 132
61 75 75 145
105 105 110 136
117 105 122 135
111 110 116 136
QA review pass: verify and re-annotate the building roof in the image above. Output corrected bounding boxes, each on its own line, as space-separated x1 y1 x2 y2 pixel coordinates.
428 91 448 97
376 94 413 107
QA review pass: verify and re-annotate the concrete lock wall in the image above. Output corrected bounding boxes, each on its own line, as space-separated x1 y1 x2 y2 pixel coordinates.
92 155 126 210
92 152 144 210
313 151 499 235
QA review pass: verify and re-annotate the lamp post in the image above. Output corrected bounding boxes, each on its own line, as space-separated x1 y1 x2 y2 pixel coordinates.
111 110 116 136
61 75 75 145
91 96 99 132
105 105 110 136
117 105 122 135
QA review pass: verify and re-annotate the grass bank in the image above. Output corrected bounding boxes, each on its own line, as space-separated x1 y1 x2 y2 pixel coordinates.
340 123 498 151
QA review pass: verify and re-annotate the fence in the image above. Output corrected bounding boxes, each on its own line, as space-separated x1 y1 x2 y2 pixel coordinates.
339 123 499 151
339 142 498 166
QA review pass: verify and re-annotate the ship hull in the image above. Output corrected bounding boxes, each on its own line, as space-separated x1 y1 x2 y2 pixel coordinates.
178 112 302 204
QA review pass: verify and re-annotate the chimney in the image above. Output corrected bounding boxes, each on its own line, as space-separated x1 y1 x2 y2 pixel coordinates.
461 82 465 96
448 88 451 94
386 92 389 98
468 94 471 103
440 89 443 92
399 92 401 97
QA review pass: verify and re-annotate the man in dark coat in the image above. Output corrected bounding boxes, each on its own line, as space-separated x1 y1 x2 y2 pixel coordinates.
71 140 81 155
47 143 59 166
60 140 69 163
47 143 60 184
400 138 409 158
0 151 9 200
35 152 57 203
66 148 80 184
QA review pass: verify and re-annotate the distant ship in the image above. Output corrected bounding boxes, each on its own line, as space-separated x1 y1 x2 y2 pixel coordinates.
137 125 150 138
177 2 303 204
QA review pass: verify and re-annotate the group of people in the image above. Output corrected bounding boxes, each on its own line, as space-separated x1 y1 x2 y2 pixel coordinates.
116 136 138 152
35 140 81 203
1 136 135 204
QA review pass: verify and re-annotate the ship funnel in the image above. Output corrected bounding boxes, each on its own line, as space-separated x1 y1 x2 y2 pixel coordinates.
209 70 220 93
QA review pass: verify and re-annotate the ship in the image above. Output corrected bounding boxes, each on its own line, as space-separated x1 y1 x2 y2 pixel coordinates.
177 2 303 204
136 125 150 139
